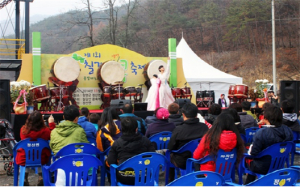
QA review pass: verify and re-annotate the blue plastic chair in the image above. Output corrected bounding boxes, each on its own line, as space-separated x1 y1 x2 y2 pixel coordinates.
149 131 172 150
238 141 294 185
167 171 225 186
110 152 167 186
42 154 102 186
226 168 300 186
54 143 109 186
13 138 51 186
186 148 237 182
165 138 201 184
291 131 300 166
245 127 259 145
290 165 300 186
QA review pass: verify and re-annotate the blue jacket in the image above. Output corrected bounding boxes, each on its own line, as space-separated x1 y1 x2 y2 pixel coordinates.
250 124 293 174
119 113 147 135
77 116 97 142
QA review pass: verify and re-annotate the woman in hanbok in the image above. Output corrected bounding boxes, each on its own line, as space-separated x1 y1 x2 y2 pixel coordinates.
158 57 175 108
145 74 161 111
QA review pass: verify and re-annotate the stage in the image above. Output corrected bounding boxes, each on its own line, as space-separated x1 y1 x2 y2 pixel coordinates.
11 108 212 142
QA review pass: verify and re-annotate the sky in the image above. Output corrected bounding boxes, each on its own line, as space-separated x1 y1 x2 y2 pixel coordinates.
0 0 123 35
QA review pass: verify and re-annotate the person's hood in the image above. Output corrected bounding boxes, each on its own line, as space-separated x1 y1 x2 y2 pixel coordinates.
263 125 294 142
55 121 82 137
101 123 121 135
78 116 88 124
120 133 145 152
219 130 237 150
169 114 182 119
183 118 200 125
283 113 298 122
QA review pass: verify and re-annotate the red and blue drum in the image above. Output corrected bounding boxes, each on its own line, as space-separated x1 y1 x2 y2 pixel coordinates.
29 85 50 101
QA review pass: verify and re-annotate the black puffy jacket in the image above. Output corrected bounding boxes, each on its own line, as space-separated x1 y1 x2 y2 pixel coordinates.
107 133 155 166
168 114 184 126
250 125 293 174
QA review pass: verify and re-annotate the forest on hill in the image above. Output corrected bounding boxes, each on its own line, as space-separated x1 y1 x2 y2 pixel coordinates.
5 0 300 88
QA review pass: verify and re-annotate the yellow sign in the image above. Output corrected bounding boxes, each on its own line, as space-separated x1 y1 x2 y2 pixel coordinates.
74 161 83 167
280 148 286 153
163 137 167 142
144 159 150 165
195 182 203 186
75 148 83 153
279 179 286 186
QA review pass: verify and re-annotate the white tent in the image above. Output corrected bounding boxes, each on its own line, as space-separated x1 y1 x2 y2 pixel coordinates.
176 37 243 104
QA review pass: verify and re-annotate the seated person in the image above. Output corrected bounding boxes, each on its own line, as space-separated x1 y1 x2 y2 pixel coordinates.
230 103 258 129
205 103 222 124
50 105 89 155
77 107 97 144
281 100 300 133
89 113 100 131
168 103 184 126
120 103 147 135
257 102 273 127
16 111 55 186
145 108 175 138
145 107 161 126
222 108 245 135
245 106 294 184
167 103 208 182
193 113 244 171
97 107 122 152
242 101 257 120
106 117 155 185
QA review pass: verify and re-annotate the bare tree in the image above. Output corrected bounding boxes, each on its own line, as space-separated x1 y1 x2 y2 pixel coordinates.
102 0 120 45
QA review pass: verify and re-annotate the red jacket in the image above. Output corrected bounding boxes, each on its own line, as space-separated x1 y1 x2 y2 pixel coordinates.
16 123 55 166
193 130 237 172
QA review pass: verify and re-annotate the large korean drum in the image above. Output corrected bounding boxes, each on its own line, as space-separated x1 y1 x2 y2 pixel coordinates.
97 61 125 85
51 57 81 82
143 60 167 81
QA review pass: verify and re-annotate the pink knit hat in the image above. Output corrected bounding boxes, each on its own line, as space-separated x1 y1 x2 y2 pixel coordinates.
156 108 170 120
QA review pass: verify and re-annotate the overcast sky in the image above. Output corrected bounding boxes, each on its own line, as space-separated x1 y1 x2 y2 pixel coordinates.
0 0 123 22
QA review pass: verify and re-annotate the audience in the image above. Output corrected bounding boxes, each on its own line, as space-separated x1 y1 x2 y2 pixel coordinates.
16 111 55 186
89 113 100 131
119 103 147 135
168 103 184 126
205 103 222 124
50 105 89 155
245 106 293 184
167 103 208 182
193 113 244 171
96 107 122 152
222 108 245 135
145 107 162 126
106 117 155 185
241 101 257 120
145 108 176 138
281 100 300 133
230 103 258 129
77 107 97 144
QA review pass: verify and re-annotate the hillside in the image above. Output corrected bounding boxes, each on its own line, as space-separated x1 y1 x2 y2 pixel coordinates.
2 0 300 89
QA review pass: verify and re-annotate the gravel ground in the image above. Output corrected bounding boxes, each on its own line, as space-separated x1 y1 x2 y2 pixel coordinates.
1 152 300 186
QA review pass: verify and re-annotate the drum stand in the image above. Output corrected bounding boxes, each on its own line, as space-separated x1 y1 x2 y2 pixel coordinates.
57 85 65 111
134 84 143 103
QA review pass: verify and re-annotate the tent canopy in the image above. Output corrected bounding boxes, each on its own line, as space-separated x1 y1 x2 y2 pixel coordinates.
176 37 243 103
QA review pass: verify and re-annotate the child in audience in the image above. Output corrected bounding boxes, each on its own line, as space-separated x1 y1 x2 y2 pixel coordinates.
89 113 100 131
96 107 122 152
16 111 55 186
257 102 273 127
106 117 155 185
193 113 244 172
245 106 293 184
77 107 97 144
205 103 222 124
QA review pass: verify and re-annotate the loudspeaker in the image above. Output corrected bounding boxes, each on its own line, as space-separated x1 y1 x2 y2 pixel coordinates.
134 103 148 111
175 99 191 109
280 80 300 115
0 80 11 122
110 99 131 109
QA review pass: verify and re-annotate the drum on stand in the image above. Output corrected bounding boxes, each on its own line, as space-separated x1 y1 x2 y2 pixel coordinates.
143 60 167 84
228 84 249 104
29 85 50 101
171 88 182 99
97 61 125 109
112 86 125 99
52 57 81 82
50 87 69 99
181 87 192 100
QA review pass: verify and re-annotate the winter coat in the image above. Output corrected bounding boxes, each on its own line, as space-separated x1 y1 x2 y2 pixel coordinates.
249 125 293 174
50 121 89 155
205 114 218 125
145 115 157 126
77 116 97 141
168 114 184 126
167 118 209 169
145 120 175 138
96 121 122 152
193 130 237 171
119 113 147 135
16 123 55 166
107 133 155 166
236 122 246 135
282 113 300 133
238 112 258 129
